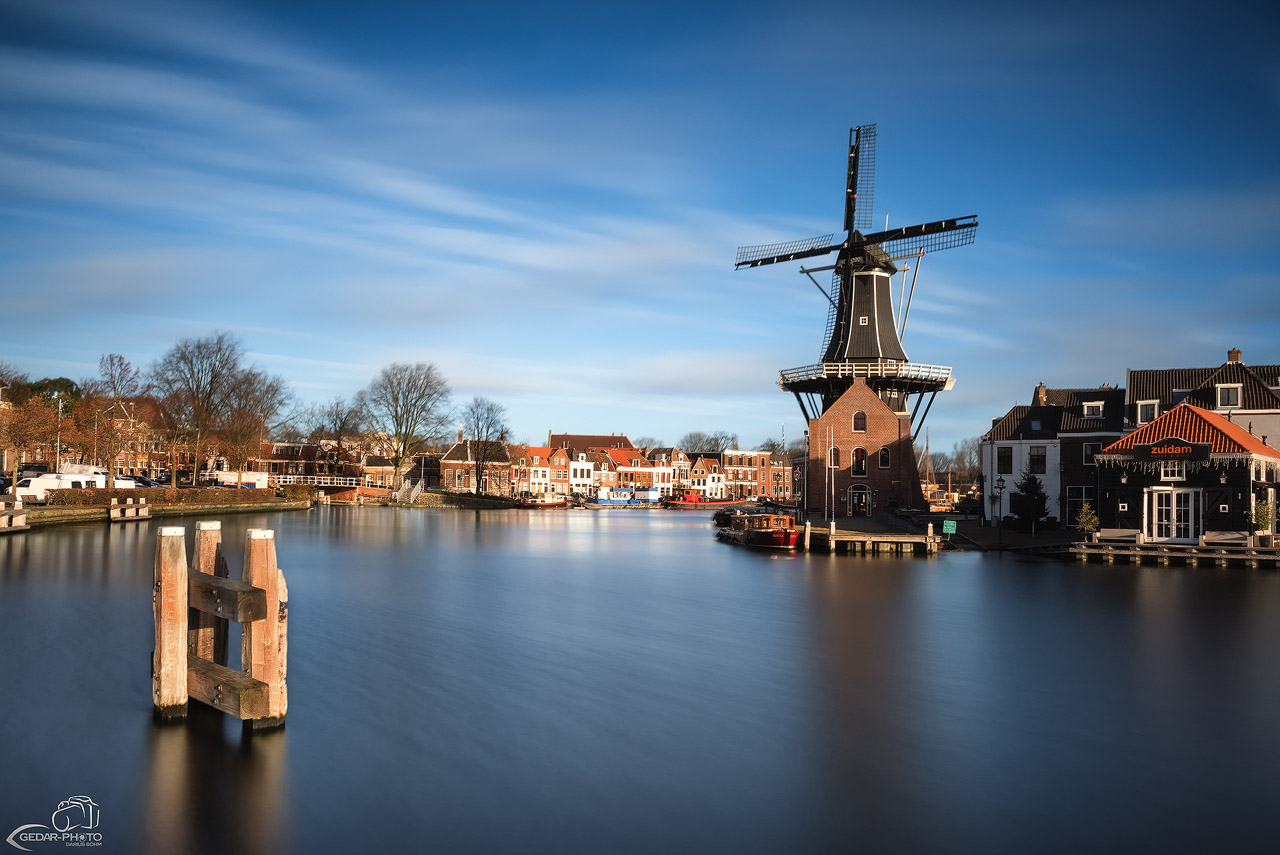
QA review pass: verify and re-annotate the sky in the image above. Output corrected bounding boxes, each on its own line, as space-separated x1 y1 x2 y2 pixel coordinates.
3 0 1279 452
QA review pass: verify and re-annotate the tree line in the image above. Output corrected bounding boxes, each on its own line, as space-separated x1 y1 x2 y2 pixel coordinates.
0 332 470 488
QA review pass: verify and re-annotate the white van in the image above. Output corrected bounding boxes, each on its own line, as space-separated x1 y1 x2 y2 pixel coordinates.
17 469 139 502
17 473 94 503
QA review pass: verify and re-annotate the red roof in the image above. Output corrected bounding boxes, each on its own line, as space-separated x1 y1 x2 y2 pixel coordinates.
1102 404 1280 458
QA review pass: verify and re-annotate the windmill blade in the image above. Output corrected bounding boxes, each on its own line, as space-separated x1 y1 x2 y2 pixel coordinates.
857 215 977 260
843 123 876 234
734 234 838 269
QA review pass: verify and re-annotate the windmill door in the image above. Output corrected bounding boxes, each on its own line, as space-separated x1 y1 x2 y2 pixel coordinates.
847 486 870 516
1144 488 1201 543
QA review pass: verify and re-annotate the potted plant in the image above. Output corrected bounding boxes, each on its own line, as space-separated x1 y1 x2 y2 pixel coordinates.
1253 499 1275 548
1076 501 1100 541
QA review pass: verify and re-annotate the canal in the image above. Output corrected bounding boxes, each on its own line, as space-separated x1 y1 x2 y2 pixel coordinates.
2 506 1278 854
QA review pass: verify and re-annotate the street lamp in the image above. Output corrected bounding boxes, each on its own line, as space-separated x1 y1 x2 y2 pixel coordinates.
993 475 1007 547
53 392 63 472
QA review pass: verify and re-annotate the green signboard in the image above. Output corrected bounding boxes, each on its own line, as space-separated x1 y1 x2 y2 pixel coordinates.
942 519 957 534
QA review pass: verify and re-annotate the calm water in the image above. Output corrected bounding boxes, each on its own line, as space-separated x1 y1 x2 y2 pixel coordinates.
1 507 1278 854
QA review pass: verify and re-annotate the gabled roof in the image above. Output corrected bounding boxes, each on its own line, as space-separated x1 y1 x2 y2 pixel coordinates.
519 446 552 464
548 433 634 450
441 439 512 464
603 447 649 468
1127 359 1280 411
584 451 614 469
984 405 1062 442
1042 387 1127 432
1101 404 1280 458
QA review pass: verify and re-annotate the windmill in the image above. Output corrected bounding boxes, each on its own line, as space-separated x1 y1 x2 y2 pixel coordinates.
735 124 976 439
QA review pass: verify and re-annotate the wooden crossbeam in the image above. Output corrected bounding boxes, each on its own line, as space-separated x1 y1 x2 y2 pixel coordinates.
188 573 267 622
187 655 270 720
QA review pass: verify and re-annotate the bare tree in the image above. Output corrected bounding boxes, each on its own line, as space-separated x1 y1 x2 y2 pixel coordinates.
758 437 786 454
632 436 663 452
680 430 739 452
950 437 982 484
93 354 142 471
216 368 291 485
363 362 451 487
2 396 58 486
460 396 507 495
150 332 245 485
307 395 365 455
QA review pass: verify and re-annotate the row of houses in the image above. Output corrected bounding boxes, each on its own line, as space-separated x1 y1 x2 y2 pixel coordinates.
429 431 793 500
981 348 1280 542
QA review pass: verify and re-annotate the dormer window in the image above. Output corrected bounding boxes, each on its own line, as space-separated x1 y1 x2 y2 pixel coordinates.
1137 401 1158 424
1217 384 1242 409
1083 401 1103 418
1030 420 1042 431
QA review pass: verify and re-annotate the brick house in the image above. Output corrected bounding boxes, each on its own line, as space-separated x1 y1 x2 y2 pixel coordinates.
805 378 921 515
1095 404 1280 542
688 456 726 498
981 383 1127 526
440 434 512 494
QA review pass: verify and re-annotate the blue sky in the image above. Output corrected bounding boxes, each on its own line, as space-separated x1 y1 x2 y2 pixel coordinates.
3 0 1278 451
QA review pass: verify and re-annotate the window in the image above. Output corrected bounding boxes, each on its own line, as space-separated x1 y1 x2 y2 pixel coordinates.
859 316 869 325
1083 402 1103 418
1160 461 1186 481
1137 401 1157 424
997 446 1012 475
1217 384 1241 409
878 447 890 468
1172 389 1191 405
1030 446 1046 474
852 411 866 432
851 448 867 475
1030 420 1042 431
828 447 840 468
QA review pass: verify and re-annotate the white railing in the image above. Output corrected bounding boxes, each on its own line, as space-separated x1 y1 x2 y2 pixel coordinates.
272 475 362 487
778 361 953 385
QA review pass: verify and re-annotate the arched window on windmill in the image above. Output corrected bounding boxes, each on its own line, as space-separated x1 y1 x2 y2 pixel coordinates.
851 447 867 476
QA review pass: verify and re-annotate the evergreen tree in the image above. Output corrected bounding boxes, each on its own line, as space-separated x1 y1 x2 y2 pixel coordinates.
1008 466 1049 528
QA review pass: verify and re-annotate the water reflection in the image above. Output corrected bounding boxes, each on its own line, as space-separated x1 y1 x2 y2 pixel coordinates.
1 509 1278 853
142 711 286 854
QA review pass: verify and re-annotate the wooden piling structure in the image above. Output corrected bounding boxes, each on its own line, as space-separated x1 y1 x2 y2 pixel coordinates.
189 521 230 668
151 523 288 728
152 527 189 720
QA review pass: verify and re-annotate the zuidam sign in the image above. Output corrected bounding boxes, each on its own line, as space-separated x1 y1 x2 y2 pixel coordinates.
1133 438 1211 462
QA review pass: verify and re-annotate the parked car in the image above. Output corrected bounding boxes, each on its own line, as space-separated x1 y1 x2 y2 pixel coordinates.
17 463 50 480
128 475 163 488
157 470 193 486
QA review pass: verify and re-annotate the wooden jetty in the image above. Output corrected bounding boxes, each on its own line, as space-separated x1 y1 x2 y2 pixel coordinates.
109 496 151 523
801 519 940 555
152 522 288 729
1071 540 1280 569
0 501 29 534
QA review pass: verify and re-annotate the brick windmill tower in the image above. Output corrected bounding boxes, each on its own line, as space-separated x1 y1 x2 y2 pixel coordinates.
735 124 977 515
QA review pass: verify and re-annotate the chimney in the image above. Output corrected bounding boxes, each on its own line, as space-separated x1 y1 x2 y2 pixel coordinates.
1228 348 1242 363
458 427 463 443
1035 382 1047 406
500 427 507 443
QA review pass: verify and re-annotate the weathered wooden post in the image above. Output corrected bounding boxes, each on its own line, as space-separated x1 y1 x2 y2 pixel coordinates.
151 523 289 729
153 526 189 721
803 520 811 553
243 529 288 728
189 521 229 666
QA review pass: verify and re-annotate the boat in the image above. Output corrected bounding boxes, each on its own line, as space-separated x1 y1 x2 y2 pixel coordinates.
662 492 750 510
716 513 801 551
515 493 568 509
